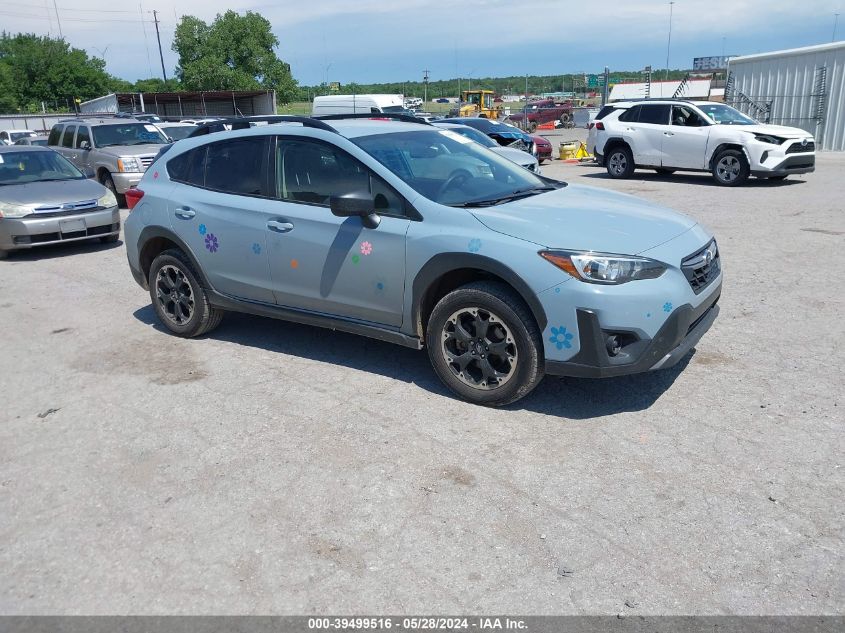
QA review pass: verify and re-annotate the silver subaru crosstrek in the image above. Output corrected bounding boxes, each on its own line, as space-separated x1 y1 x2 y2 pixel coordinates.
124 115 721 406
0 146 119 258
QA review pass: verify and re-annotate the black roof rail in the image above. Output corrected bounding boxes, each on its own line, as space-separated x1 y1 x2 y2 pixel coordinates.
187 115 338 138
314 113 432 126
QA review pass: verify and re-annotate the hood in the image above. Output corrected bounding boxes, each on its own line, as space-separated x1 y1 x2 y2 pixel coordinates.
491 146 537 167
731 124 812 139
97 144 164 158
0 178 107 208
470 183 697 254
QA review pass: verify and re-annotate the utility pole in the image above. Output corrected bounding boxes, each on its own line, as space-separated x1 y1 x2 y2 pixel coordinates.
152 10 167 82
52 0 63 38
423 69 430 104
665 1 675 81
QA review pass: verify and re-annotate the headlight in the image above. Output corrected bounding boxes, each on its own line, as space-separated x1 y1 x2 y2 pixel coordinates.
540 250 667 284
117 157 142 172
752 134 785 145
98 190 118 208
0 201 33 218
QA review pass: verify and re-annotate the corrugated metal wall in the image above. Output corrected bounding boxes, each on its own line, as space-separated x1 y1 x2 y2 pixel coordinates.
727 43 845 151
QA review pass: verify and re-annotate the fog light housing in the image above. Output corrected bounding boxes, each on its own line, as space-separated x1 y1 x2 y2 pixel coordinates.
761 151 769 163
606 335 621 357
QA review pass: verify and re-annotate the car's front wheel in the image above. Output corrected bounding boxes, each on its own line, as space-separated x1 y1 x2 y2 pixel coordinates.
148 249 223 338
712 149 750 186
606 146 635 179
426 281 543 406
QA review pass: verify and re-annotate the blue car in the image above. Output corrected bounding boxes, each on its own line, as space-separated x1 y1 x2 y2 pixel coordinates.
124 115 721 406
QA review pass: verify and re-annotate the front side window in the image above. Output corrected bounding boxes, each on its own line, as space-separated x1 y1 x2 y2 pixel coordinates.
92 123 167 148
353 128 551 206
75 126 91 148
638 104 671 125
61 125 77 148
204 137 269 196
672 105 707 127
47 125 63 146
0 150 84 185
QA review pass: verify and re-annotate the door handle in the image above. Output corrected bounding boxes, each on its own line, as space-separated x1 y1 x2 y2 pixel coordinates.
267 220 294 233
174 207 195 219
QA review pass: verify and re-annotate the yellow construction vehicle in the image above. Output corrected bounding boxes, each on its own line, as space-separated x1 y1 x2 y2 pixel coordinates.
458 90 502 118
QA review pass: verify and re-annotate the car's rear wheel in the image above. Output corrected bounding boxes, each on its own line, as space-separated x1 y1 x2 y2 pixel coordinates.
712 149 749 186
426 281 543 406
529 122 538 132
149 249 223 338
654 168 676 175
606 146 635 179
100 173 127 208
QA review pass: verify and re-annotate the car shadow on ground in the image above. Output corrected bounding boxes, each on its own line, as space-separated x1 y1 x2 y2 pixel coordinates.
133 305 690 419
577 169 806 188
1 239 123 262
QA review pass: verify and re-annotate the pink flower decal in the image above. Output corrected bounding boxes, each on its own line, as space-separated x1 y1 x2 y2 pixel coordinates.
360 241 372 256
153 171 159 179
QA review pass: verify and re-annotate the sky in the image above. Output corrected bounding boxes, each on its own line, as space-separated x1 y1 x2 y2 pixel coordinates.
0 0 842 87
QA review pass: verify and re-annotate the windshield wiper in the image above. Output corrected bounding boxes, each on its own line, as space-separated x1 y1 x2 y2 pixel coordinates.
454 186 556 207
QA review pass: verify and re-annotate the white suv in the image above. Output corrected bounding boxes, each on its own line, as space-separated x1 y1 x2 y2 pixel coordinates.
591 100 815 186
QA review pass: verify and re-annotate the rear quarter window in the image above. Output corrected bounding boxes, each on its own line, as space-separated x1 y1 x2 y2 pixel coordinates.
617 106 641 122
594 106 617 120
167 146 207 187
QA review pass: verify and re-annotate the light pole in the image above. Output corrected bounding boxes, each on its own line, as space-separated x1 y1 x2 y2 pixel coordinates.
834 13 840 42
324 62 333 91
665 1 675 81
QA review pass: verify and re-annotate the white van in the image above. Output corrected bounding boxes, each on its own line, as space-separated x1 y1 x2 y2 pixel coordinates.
311 94 407 116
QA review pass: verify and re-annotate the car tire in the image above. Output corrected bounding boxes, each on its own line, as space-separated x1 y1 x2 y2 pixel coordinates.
148 249 224 338
606 145 635 179
655 168 676 175
712 149 750 186
100 173 127 208
0 248 8 260
425 280 543 407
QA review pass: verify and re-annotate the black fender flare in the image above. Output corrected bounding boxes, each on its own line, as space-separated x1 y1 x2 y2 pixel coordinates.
411 253 547 337
137 225 211 290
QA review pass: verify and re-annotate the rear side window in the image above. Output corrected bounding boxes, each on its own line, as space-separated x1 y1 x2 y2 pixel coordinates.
75 126 90 148
638 104 671 125
47 125 63 146
617 106 641 122
204 137 269 197
168 146 207 187
61 125 77 148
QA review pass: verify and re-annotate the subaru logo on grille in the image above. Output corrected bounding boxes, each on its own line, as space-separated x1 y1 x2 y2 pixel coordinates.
705 243 717 265
60 203 73 210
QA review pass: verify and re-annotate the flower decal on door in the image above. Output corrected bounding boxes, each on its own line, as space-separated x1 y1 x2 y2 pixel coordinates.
468 238 482 253
251 243 262 255
663 302 673 313
360 241 373 256
204 233 219 253
198 224 207 236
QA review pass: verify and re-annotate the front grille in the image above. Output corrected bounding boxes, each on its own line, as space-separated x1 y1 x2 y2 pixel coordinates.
681 240 721 295
31 201 103 218
139 156 155 170
786 140 814 154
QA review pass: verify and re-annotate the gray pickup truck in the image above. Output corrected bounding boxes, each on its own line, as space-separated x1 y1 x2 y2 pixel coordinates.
48 118 168 205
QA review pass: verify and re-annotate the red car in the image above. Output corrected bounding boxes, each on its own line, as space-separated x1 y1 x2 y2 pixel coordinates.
508 99 575 131
531 135 553 163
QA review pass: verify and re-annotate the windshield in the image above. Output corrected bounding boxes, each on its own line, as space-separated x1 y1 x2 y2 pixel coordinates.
92 123 167 147
10 131 37 141
0 150 84 185
353 129 552 206
697 103 757 125
381 106 408 114
439 125 498 148
161 125 196 141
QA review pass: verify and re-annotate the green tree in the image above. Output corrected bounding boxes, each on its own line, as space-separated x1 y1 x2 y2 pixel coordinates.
172 11 297 102
0 61 17 112
0 33 114 111
133 77 182 93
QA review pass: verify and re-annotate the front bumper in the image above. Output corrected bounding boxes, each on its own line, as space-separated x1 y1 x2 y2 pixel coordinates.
751 154 815 177
545 285 721 377
0 207 120 251
111 172 144 194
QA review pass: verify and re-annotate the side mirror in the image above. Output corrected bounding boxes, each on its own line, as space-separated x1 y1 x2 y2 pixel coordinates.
80 141 91 150
330 191 381 229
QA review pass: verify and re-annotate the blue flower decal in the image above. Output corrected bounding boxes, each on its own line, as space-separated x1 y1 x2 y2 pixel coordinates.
468 238 482 253
374 279 386 295
554 287 561 294
663 302 673 313
646 312 652 318
198 224 207 236
549 326 574 350
251 242 261 255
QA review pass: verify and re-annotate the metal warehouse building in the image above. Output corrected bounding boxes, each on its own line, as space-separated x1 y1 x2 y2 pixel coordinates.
79 90 277 119
726 42 845 151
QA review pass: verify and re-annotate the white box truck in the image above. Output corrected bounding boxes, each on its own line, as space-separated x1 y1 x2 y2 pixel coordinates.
311 94 407 116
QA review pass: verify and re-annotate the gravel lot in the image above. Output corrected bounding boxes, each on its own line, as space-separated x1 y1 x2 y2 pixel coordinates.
1 153 843 615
